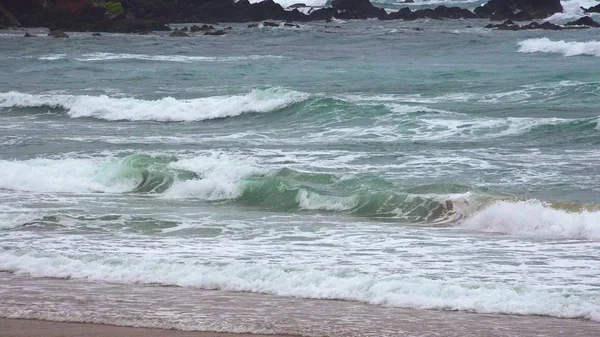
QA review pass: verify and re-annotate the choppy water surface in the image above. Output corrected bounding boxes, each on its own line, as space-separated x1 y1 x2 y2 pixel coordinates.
1 4 600 334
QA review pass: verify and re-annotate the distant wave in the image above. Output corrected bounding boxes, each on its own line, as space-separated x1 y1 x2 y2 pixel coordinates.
518 38 600 57
38 52 285 63
2 153 600 240
0 89 308 122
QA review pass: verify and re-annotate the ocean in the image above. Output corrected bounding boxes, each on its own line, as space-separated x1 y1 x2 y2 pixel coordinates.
1 0 600 335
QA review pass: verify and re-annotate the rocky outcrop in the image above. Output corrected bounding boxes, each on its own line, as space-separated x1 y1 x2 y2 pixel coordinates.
331 0 387 19
475 0 563 20
387 6 476 20
169 29 188 37
566 16 600 28
0 0 580 33
0 3 19 27
582 4 600 14
485 18 600 31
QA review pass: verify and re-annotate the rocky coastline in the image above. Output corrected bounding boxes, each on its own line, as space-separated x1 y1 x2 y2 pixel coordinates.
1 0 599 35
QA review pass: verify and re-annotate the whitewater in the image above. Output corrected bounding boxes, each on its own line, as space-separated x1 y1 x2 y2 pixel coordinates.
1 3 600 336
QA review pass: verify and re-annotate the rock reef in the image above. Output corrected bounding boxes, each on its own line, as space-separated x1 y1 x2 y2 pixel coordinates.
0 0 584 33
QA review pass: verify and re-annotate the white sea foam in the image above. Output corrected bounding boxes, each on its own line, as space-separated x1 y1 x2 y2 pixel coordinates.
249 0 328 8
0 213 40 230
462 200 600 239
296 189 359 211
0 251 597 320
0 89 308 122
518 38 600 57
38 53 285 63
164 154 265 200
547 0 600 21
0 158 138 193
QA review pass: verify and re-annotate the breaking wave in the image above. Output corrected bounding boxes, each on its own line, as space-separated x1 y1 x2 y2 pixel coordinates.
518 38 600 57
0 89 308 122
1 153 600 239
0 251 598 320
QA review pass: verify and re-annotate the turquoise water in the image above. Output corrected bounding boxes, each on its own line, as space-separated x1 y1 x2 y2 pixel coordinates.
1 13 600 329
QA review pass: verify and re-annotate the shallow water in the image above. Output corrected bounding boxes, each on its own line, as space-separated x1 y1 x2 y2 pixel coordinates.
1 3 600 332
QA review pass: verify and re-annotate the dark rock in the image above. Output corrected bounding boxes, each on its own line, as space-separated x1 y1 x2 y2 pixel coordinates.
566 16 600 28
0 3 20 27
331 0 388 19
169 30 189 36
204 29 226 35
284 22 300 28
583 4 600 14
92 32 102 36
538 21 562 30
309 8 337 21
263 21 279 27
48 30 69 38
24 32 36 37
403 0 415 3
180 26 189 32
387 6 476 20
248 23 259 28
496 21 520 30
224 26 232 30
484 23 495 28
466 25 472 28
476 0 563 20
387 7 412 20
288 3 307 8
520 21 540 29
190 24 215 32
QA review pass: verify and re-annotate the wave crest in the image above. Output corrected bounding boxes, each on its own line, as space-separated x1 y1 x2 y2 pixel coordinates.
518 38 600 57
0 88 309 122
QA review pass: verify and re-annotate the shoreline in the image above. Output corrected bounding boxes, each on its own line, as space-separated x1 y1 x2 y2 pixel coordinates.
1 273 599 337
0 318 302 337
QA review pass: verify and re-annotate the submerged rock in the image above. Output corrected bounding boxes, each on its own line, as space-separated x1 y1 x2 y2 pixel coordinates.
169 30 189 37
204 29 226 36
92 32 102 36
48 30 69 38
190 24 214 32
24 32 36 37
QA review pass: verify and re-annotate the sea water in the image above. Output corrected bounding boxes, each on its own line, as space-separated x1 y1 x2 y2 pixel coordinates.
1 1 600 334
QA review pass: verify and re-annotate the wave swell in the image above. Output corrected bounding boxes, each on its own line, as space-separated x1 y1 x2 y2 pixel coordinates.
0 88 308 122
1 154 600 239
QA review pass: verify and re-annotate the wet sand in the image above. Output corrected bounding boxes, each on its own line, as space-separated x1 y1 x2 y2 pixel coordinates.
0 318 299 337
1 273 599 337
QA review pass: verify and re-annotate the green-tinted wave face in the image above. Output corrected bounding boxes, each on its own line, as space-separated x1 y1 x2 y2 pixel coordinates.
83 153 599 224
235 168 497 223
95 154 199 194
